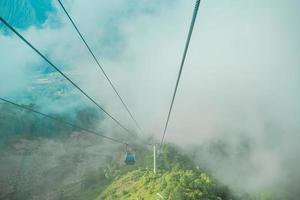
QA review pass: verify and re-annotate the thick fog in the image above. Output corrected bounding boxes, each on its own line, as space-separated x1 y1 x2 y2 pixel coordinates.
1 0 300 199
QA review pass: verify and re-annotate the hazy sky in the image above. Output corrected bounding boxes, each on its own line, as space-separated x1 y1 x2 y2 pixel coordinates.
1 0 300 197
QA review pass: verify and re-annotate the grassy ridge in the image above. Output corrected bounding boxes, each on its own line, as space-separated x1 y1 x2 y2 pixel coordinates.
49 143 275 200
99 144 235 200
101 168 234 200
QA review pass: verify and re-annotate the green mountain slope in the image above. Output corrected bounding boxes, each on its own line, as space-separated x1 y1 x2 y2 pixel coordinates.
64 144 275 200
97 144 235 200
101 168 234 200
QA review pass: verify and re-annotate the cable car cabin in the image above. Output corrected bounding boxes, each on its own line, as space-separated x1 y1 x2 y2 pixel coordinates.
124 152 135 165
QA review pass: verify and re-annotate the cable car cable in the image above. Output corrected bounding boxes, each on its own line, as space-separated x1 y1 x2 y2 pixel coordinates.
57 0 142 133
0 97 127 145
159 0 201 148
0 16 134 136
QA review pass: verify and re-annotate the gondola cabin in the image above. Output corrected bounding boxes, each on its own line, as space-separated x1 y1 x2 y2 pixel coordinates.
124 152 135 165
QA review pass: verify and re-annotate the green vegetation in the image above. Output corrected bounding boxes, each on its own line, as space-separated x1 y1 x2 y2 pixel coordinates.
99 144 235 200
65 144 278 200
0 102 101 140
101 168 233 200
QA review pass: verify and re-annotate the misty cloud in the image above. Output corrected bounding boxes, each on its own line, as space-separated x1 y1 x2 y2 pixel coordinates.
1 0 300 199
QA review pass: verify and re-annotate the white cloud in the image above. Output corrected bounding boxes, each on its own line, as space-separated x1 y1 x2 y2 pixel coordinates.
1 0 300 197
